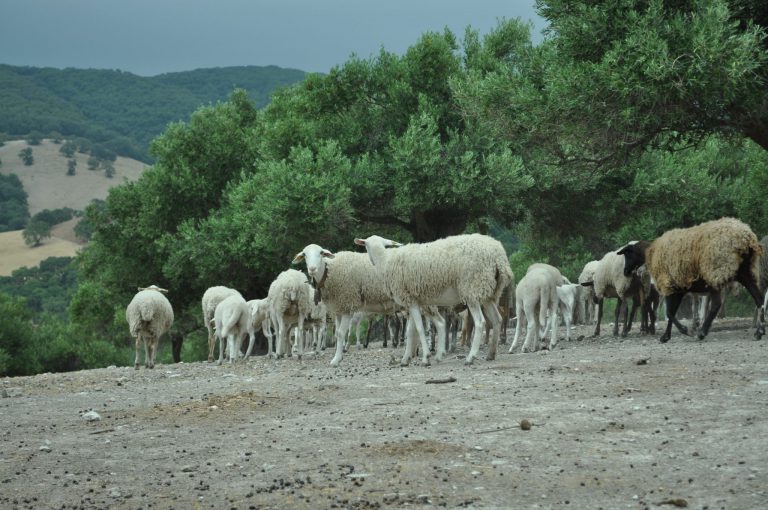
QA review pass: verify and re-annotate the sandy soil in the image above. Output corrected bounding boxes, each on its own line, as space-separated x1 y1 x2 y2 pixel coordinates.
2 320 767 510
0 139 146 216
0 229 80 276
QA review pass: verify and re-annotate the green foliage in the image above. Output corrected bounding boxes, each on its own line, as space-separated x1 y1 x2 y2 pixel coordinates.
26 131 43 145
59 140 77 157
66 158 76 176
87 156 100 170
102 160 115 178
0 293 34 376
31 207 76 227
19 147 33 165
0 257 78 318
0 173 29 231
0 64 306 162
22 219 52 246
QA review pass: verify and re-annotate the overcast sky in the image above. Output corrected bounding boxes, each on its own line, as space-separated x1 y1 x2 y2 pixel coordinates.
0 0 546 76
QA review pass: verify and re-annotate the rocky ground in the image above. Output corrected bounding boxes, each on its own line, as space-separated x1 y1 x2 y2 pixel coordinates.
2 319 767 510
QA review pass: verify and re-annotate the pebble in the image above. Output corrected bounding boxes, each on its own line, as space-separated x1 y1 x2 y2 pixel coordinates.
81 411 102 422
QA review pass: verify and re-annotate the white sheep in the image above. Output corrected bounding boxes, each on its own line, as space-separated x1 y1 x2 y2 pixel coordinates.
126 285 174 369
578 260 600 324
354 233 513 365
244 298 274 358
508 264 560 353
202 286 243 362
267 269 313 359
553 283 583 343
292 245 402 366
213 294 250 364
617 217 765 342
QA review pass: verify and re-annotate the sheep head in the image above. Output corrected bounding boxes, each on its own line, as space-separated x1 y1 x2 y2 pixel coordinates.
138 285 169 294
616 241 650 277
354 235 403 268
293 244 334 282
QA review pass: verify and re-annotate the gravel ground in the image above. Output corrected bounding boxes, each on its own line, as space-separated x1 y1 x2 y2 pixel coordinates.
2 319 767 510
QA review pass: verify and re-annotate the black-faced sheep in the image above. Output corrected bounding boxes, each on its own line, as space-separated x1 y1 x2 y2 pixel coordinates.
617 217 765 342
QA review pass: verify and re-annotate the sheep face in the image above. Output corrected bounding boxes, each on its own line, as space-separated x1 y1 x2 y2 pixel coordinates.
617 241 648 277
293 244 334 283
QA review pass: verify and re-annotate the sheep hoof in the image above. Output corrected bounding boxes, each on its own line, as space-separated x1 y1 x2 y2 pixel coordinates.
697 332 707 341
754 329 764 340
659 334 670 343
485 353 496 361
134 364 140 370
464 357 475 366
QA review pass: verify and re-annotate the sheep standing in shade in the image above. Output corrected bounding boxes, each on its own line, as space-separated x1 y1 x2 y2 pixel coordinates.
590 250 645 337
213 294 249 364
267 269 313 359
126 285 174 369
202 286 243 362
244 298 274 358
617 217 765 342
508 264 561 353
355 234 512 365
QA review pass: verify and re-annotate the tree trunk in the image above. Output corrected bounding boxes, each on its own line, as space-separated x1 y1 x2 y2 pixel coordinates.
410 209 468 242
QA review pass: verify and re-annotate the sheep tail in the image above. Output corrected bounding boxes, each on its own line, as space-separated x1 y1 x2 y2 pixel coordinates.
538 286 550 328
220 307 240 338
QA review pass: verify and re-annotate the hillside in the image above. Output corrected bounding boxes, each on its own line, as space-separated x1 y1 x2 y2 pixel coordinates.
0 64 307 162
0 139 147 275
0 139 146 215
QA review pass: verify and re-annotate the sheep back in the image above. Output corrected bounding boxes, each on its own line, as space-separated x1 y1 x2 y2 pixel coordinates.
126 290 174 338
648 217 762 296
267 269 313 319
382 234 512 305
202 286 242 323
593 250 635 299
320 251 396 314
214 294 248 338
578 261 600 285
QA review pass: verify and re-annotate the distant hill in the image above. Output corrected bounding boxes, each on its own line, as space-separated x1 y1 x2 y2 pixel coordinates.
0 64 307 162
0 138 147 275
0 139 146 215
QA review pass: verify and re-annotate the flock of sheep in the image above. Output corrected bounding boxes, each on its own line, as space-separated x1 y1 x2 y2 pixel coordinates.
126 218 768 369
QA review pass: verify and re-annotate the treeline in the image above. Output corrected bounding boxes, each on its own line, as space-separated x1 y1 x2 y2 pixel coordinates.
0 64 307 162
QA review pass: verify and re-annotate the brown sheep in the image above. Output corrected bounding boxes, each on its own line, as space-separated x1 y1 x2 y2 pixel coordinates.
617 218 765 343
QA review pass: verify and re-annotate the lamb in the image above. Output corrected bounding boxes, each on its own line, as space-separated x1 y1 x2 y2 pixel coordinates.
267 269 313 359
617 217 765 342
589 249 645 337
202 286 243 362
213 294 250 364
354 233 513 365
508 264 560 353
244 298 274 358
553 283 584 343
126 285 174 369
292 245 404 366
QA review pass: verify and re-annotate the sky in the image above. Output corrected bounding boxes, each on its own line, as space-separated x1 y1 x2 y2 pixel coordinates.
0 0 546 76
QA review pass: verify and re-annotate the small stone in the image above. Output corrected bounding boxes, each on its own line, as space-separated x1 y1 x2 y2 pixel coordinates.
81 411 101 422
520 419 532 430
39 445 52 452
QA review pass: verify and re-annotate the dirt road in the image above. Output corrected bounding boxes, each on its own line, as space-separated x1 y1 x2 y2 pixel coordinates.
2 319 767 509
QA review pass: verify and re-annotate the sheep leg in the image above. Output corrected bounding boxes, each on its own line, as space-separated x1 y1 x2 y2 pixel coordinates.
593 298 603 337
134 335 142 369
400 318 416 366
560 300 572 343
509 298 525 353
735 262 766 339
521 301 538 353
661 293 685 343
697 290 722 340
205 313 215 363
274 315 287 359
465 302 486 364
425 309 447 362
613 298 623 337
482 302 502 361
331 314 351 367
296 318 305 360
406 305 432 366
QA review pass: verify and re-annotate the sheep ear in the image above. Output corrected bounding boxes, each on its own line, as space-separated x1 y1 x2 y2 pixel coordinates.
292 252 305 264
390 241 403 247
354 238 366 247
321 249 335 259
